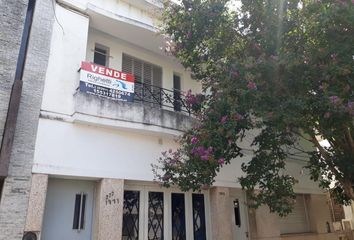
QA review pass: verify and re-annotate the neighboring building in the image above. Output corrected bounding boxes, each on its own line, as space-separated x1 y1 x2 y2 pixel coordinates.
0 0 54 239
0 0 339 240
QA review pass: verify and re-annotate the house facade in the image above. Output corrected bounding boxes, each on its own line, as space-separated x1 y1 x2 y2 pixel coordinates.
0 0 339 240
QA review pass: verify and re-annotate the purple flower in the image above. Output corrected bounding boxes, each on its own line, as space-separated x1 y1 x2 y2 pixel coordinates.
191 136 199 144
191 146 205 156
201 155 209 161
185 90 198 106
218 158 225 165
220 116 228 124
162 173 172 181
329 95 342 105
207 146 213 154
347 101 354 115
247 81 257 90
231 70 240 78
232 112 244 121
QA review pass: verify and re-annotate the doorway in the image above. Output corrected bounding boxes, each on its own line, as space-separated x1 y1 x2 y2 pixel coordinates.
41 179 95 240
230 189 249 240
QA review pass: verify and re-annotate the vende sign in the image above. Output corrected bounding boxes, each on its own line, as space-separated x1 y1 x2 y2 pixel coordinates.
79 62 135 102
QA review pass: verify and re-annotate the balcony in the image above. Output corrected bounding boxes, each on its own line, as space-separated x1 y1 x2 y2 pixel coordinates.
133 81 192 115
73 82 195 135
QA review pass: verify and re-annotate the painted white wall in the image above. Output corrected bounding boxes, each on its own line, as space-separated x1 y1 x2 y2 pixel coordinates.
33 119 322 193
36 1 321 195
86 28 201 94
41 4 89 115
33 118 179 181
59 0 160 27
214 153 322 193
343 204 354 228
41 4 201 117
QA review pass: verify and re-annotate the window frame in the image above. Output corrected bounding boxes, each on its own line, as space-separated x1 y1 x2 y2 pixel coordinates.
173 73 182 112
93 43 110 67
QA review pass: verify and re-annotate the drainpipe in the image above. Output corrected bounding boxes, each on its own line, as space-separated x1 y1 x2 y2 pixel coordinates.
0 0 36 178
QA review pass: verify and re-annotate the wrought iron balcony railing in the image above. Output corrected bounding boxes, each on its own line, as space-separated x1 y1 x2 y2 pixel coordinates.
134 81 191 115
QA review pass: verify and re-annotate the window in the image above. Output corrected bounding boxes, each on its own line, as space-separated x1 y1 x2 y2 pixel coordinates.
173 74 182 112
172 193 186 240
123 191 140 240
192 194 207 240
93 44 109 67
72 193 86 230
123 187 209 240
148 192 164 240
122 54 162 103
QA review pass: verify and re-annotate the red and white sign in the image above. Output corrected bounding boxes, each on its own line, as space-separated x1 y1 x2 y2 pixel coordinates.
80 62 135 93
81 62 134 82
79 62 135 102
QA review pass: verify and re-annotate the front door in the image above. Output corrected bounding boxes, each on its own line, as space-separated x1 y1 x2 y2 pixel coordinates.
230 189 249 240
41 179 95 240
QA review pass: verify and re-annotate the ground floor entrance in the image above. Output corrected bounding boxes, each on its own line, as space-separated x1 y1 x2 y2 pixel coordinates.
230 189 249 240
34 176 336 240
41 179 95 240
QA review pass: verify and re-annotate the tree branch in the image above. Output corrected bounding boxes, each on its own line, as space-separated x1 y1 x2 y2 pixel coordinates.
344 127 354 153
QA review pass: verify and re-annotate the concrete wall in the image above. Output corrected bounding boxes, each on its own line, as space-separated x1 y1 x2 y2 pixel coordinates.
0 0 27 145
74 92 195 134
0 0 54 239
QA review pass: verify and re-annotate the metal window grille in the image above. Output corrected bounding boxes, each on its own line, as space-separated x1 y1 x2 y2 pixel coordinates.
192 194 206 240
148 192 164 240
122 191 140 240
172 193 186 240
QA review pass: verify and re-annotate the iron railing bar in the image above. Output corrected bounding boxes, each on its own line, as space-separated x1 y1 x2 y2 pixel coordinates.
133 81 191 114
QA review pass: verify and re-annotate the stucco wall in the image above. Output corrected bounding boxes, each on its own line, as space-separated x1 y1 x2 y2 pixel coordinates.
35 0 321 192
40 3 89 115
32 118 180 181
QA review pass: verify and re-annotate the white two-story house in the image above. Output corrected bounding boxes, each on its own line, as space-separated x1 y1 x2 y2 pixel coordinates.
22 1 338 240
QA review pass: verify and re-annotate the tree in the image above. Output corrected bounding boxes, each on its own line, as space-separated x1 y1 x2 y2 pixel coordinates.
152 0 354 215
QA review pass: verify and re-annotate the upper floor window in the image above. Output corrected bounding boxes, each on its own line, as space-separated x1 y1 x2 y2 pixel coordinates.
93 44 109 67
122 54 162 103
173 74 182 112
